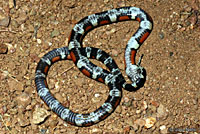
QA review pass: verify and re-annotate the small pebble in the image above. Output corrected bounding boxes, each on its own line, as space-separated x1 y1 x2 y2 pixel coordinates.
6 43 16 54
17 92 31 108
142 101 148 110
32 107 50 124
134 118 145 127
123 126 131 134
159 32 164 39
94 93 100 98
144 117 156 129
17 115 30 127
51 29 60 37
37 39 42 44
111 49 118 56
90 128 102 134
9 0 15 8
151 100 159 107
0 17 10 27
160 125 168 134
132 124 139 132
17 11 28 24
0 44 8 54
8 79 24 91
136 109 141 114
0 105 7 114
123 100 132 107
40 128 48 134
157 104 168 118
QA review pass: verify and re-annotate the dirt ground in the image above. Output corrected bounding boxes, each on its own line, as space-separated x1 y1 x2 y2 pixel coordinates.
0 0 200 134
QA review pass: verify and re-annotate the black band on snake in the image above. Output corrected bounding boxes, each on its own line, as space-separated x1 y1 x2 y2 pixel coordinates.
35 7 153 127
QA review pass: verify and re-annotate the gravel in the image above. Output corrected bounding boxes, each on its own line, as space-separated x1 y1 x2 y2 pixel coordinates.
0 0 199 133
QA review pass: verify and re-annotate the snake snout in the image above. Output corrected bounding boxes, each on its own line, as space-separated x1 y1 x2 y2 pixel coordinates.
126 65 146 88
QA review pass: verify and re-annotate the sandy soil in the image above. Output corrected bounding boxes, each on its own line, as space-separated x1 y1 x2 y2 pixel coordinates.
0 0 200 133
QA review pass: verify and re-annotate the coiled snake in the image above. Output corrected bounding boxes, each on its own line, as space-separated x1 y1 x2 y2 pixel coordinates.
35 7 153 127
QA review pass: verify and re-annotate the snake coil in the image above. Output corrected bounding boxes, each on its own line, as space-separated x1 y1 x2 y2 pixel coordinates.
35 7 153 127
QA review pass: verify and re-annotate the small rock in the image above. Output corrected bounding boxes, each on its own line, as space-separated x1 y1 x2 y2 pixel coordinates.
189 15 198 27
17 114 30 127
5 43 16 54
122 97 132 107
132 124 139 132
144 117 156 129
104 0 110 3
151 105 157 113
32 107 50 124
106 28 116 35
123 100 132 107
0 105 7 115
0 71 7 81
136 109 141 114
111 49 118 56
30 53 40 62
30 9 37 16
55 93 64 103
124 126 131 134
8 79 24 91
55 81 60 91
9 0 15 8
142 101 148 110
40 128 48 134
51 29 60 38
192 98 198 105
134 94 143 101
5 121 11 128
37 39 42 44
9 108 18 115
17 92 31 108
43 41 51 50
0 44 8 54
124 97 130 103
17 11 27 24
134 118 145 127
160 125 168 134
94 93 100 98
159 32 164 39
92 95 101 103
90 128 102 134
129 130 136 134
0 17 10 27
96 42 102 46
49 120 58 128
157 104 168 119
126 118 134 126
115 105 122 113
88 83 94 87
151 100 159 107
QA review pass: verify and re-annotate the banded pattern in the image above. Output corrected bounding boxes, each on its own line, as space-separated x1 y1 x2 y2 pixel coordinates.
68 7 153 91
35 7 153 127
35 47 122 126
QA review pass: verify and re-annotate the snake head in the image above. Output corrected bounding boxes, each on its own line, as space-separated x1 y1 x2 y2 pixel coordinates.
125 64 146 88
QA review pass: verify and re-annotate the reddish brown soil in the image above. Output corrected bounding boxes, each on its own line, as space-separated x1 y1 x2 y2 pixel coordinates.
0 0 200 133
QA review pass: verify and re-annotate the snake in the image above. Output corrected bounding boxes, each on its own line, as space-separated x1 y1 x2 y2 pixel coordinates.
35 7 153 127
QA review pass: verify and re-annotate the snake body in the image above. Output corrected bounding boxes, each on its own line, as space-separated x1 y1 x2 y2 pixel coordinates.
35 7 153 127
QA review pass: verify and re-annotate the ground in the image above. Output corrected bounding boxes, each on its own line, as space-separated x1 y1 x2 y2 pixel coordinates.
0 0 200 134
